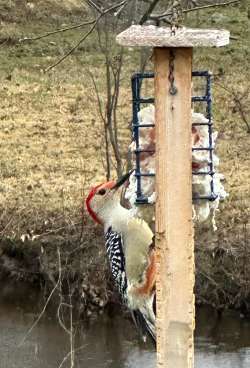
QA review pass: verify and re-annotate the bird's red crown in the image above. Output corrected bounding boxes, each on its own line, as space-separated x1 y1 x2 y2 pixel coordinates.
85 181 115 224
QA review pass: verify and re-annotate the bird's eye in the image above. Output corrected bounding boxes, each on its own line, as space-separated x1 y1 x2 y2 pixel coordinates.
98 188 106 196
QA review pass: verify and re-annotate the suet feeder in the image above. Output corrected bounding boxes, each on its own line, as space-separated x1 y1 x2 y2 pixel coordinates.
131 70 217 204
117 25 229 368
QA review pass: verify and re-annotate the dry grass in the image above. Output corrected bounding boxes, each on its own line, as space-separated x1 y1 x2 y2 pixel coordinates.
0 4 135 238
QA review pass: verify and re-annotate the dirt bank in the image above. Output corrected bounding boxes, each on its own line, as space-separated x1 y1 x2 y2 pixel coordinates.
0 216 116 317
1 221 250 316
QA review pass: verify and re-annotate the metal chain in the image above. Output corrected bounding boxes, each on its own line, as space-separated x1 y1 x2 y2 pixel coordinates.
169 1 181 95
169 0 183 35
168 49 178 95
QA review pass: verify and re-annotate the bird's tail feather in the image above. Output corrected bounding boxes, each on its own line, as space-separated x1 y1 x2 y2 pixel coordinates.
131 309 156 346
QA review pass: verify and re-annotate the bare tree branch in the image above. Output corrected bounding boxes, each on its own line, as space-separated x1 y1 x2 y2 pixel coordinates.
19 20 96 42
88 70 106 124
0 40 8 47
87 69 111 179
58 345 86 368
90 18 124 177
216 82 250 133
87 0 103 13
114 1 129 17
139 0 161 24
88 0 130 15
150 0 240 21
44 19 99 72
45 0 130 72
18 247 62 347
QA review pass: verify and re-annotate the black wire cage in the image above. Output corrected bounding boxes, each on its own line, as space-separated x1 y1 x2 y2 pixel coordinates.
131 71 218 204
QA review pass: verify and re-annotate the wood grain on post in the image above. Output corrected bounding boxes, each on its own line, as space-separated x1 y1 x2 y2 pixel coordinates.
116 25 229 368
154 47 194 368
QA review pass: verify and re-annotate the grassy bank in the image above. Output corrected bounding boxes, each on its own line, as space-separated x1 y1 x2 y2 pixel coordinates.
0 1 249 313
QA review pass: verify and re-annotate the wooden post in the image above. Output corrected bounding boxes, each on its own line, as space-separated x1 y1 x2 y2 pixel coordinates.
116 25 229 368
154 47 194 367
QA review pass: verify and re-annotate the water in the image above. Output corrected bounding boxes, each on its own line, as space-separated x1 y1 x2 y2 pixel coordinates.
0 282 250 368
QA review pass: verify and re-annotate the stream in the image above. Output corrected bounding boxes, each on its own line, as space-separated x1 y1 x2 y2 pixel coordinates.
0 282 250 368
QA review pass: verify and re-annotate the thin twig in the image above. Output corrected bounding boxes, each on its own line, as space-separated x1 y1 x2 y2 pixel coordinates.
57 302 71 335
87 69 106 123
58 345 87 368
32 222 81 238
216 82 250 133
19 20 96 42
69 291 74 368
18 247 62 346
87 68 111 178
139 0 161 24
87 0 103 13
45 0 129 72
230 35 239 41
114 1 129 16
0 39 8 47
45 19 100 72
150 0 240 20
236 102 250 133
184 0 240 12
0 216 14 235
88 0 130 15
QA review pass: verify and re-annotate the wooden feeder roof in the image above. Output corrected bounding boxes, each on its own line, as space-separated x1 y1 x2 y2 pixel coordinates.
116 25 230 48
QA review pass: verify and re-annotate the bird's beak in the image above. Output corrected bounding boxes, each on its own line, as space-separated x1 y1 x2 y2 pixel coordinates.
112 170 133 190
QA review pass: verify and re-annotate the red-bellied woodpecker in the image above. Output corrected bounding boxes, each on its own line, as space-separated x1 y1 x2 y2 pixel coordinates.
85 172 156 344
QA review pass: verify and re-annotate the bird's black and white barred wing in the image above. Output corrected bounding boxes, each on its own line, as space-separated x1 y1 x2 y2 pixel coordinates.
105 227 127 301
105 226 156 346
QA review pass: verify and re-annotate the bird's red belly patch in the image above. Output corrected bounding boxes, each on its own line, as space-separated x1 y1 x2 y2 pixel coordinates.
136 251 156 296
